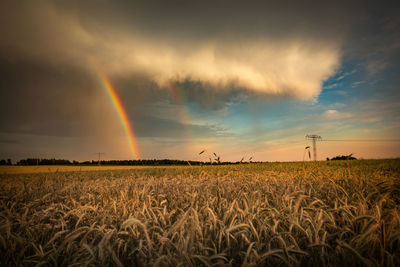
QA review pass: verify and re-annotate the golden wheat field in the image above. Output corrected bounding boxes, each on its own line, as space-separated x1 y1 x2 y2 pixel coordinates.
0 160 399 266
0 165 182 175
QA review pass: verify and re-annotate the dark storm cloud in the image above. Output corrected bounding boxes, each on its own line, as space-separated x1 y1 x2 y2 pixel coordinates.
0 0 344 99
0 139 19 144
0 55 103 136
99 75 231 137
0 55 219 138
0 0 399 141
56 0 354 39
173 80 244 110
134 115 228 138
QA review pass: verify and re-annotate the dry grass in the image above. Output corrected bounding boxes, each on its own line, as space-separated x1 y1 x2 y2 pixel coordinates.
0 159 399 266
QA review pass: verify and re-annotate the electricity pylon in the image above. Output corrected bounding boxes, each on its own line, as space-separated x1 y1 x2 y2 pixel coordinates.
94 152 105 166
306 134 322 161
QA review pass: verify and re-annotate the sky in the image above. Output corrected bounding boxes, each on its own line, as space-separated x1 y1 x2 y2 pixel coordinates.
1 0 399 162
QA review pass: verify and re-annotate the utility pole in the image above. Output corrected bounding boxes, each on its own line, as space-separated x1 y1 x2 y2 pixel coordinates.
94 152 105 166
306 134 322 161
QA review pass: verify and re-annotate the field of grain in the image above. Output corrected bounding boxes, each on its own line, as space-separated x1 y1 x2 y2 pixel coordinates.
0 165 180 175
1 159 399 266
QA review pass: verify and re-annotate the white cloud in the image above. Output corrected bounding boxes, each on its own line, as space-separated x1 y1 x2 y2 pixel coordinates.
335 90 348 96
335 69 357 81
322 109 351 119
94 34 341 100
328 102 346 109
323 83 339 89
366 59 388 75
351 81 365 87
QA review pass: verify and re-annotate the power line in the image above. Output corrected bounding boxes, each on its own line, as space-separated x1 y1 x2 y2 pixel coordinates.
284 139 400 143
306 134 322 161
322 139 400 142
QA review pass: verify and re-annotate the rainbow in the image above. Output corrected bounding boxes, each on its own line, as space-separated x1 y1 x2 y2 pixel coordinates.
167 83 191 135
93 67 140 160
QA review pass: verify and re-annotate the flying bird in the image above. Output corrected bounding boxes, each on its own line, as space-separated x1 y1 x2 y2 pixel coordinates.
199 150 205 155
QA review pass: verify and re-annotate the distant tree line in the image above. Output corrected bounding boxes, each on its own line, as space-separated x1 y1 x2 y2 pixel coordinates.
13 158 260 166
17 158 77 165
326 154 357 161
80 159 204 166
3 156 361 165
0 159 12 165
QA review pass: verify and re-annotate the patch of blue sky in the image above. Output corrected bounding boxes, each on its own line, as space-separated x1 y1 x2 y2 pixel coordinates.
319 60 366 106
224 99 315 140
